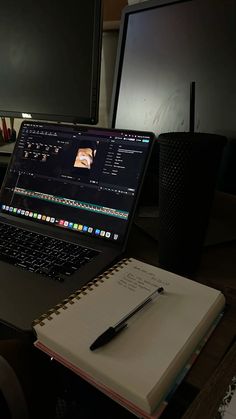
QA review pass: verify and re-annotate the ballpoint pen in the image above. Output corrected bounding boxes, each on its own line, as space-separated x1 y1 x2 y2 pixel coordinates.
0 127 4 144
1 117 9 142
90 286 164 351
10 117 14 132
9 117 16 142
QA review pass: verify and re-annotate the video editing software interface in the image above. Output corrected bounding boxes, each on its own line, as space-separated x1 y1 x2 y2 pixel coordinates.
1 123 152 243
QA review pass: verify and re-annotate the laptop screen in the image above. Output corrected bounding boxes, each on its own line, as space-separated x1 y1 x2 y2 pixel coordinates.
0 122 154 243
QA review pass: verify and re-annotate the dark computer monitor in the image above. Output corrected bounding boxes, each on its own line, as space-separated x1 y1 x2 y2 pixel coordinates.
0 1 102 124
110 0 236 197
110 0 236 137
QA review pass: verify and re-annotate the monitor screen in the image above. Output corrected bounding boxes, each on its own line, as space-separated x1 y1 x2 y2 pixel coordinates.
110 0 236 138
0 1 102 124
0 121 154 244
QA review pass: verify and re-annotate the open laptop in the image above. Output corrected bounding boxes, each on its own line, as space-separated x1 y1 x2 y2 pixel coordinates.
0 121 154 332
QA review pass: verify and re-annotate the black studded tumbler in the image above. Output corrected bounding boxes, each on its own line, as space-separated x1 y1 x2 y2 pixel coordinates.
158 132 227 276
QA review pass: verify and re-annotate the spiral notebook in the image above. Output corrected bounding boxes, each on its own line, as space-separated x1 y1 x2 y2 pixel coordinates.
33 258 225 418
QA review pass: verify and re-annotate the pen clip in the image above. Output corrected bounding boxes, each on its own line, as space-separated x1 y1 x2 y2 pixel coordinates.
114 286 164 327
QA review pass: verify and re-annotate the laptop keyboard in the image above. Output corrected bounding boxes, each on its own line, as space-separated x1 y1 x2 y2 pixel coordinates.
0 222 99 281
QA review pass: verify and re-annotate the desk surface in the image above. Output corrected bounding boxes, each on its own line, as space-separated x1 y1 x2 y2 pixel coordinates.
126 221 236 418
0 142 15 155
0 194 235 418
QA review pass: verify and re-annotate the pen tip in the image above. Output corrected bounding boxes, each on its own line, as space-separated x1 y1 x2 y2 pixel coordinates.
90 343 97 351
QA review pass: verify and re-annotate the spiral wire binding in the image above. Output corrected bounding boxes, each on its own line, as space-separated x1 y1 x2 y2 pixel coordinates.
32 258 131 327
